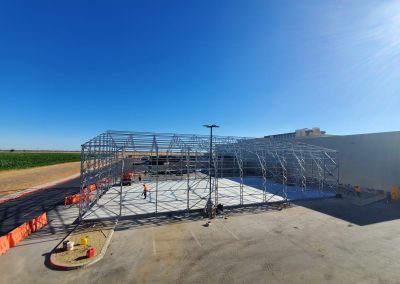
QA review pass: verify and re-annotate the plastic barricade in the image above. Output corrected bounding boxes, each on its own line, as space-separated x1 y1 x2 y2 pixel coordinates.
0 235 9 255
29 212 47 232
0 212 48 255
8 223 32 247
64 193 81 205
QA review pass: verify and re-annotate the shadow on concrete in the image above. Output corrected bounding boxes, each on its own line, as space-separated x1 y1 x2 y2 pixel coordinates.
293 197 400 226
0 177 80 236
11 205 79 249
114 202 287 231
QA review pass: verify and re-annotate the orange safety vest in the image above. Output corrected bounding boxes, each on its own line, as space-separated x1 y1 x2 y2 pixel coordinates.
355 186 362 193
143 185 148 192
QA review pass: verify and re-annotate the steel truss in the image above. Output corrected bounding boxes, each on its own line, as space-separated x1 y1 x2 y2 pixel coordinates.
79 130 339 220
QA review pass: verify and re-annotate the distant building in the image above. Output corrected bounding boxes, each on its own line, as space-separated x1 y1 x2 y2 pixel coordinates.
264 127 326 139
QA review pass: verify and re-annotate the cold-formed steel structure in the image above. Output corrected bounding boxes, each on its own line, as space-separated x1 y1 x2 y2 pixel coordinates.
79 130 339 220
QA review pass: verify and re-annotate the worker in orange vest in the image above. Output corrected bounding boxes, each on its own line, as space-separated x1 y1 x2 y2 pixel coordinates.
142 184 148 199
355 186 362 197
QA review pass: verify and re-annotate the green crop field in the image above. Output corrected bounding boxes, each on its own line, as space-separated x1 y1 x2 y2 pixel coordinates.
0 152 80 171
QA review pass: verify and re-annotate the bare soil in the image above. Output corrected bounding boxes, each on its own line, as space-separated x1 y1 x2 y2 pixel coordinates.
53 223 113 265
0 162 80 197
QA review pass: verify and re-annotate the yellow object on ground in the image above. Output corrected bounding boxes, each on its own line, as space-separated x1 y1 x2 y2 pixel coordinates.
391 186 399 201
80 236 88 246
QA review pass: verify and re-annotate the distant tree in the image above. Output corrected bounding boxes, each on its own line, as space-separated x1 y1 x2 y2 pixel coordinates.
10 149 15 152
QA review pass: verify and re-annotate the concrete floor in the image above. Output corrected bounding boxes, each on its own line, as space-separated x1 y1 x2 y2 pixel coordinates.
1 198 400 283
83 178 285 221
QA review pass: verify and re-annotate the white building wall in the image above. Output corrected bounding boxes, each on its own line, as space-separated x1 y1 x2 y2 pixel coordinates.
297 131 400 191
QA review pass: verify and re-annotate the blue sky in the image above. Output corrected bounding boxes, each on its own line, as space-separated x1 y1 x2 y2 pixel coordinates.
0 0 399 150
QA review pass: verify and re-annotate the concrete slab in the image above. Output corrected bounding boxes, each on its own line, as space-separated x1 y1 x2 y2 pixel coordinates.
1 198 400 283
83 178 285 221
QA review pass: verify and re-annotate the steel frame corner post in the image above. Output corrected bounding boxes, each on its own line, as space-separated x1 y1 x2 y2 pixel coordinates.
208 135 213 204
255 150 268 203
322 153 326 194
234 145 244 205
220 155 224 179
310 151 323 192
119 147 125 217
79 144 86 221
274 149 288 201
323 151 339 194
292 148 306 193
194 150 198 180
212 148 219 206
151 135 159 214
180 149 184 180
336 152 340 191
186 148 190 212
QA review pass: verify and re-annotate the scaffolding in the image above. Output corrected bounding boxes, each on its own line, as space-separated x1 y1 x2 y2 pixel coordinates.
79 130 339 220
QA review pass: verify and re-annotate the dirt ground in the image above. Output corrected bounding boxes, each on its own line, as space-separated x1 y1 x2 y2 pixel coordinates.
53 228 112 265
0 162 80 197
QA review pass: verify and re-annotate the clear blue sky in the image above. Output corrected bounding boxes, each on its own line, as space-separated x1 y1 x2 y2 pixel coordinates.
0 0 399 150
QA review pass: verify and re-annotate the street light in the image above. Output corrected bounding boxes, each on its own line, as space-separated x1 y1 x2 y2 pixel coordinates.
203 124 219 218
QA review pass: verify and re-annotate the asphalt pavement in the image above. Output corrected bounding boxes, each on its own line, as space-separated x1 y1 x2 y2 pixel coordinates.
0 177 80 236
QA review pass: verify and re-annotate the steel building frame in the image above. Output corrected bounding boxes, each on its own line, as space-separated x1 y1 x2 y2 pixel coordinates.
79 130 339 220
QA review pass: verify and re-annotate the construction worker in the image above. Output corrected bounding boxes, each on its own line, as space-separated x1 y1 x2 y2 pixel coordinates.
391 186 399 201
142 184 148 199
355 186 362 197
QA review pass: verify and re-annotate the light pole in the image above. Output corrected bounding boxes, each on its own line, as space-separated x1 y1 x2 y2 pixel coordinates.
203 124 219 218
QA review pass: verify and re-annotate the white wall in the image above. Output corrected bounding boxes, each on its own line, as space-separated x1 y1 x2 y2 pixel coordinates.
297 131 400 191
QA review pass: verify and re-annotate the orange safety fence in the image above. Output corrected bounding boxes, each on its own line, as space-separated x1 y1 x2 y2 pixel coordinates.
8 223 31 247
0 212 48 255
64 183 98 206
29 212 47 233
64 193 80 205
0 235 9 255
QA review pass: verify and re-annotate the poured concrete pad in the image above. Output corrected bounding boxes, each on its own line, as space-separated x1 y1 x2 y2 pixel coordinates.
2 199 400 283
83 178 285 221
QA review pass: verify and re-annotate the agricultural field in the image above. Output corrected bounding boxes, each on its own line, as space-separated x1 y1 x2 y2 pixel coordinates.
0 152 80 171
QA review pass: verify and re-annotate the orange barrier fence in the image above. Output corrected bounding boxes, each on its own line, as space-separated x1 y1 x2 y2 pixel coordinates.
64 183 98 206
29 212 47 233
0 212 48 256
64 193 80 206
0 235 10 255
8 223 31 247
